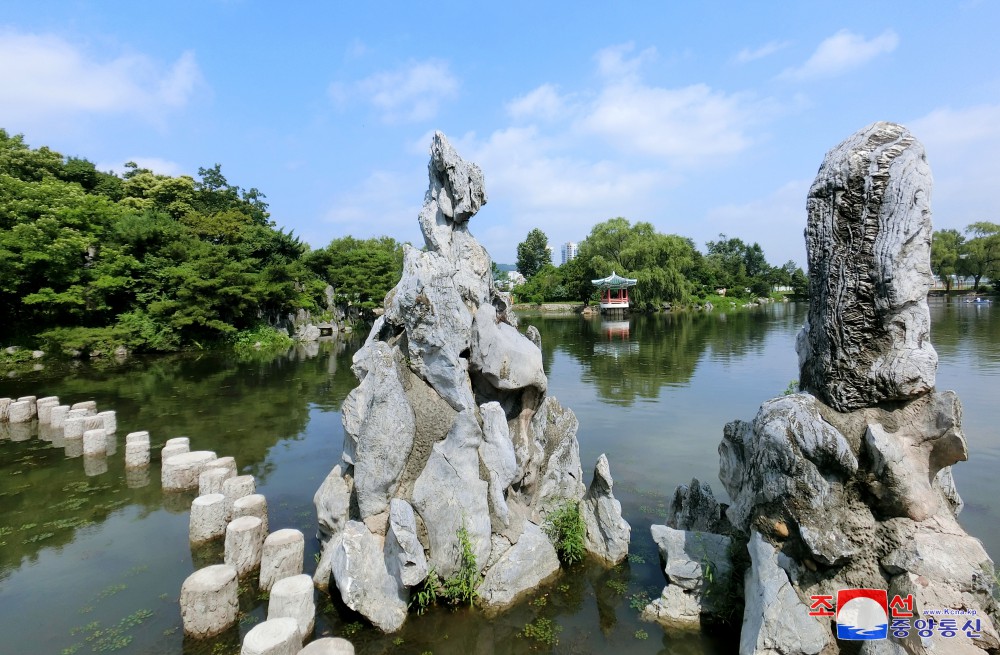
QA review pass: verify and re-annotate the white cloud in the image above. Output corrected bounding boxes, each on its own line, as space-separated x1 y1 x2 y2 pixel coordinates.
581 81 765 162
340 59 458 124
908 104 1000 231
779 29 898 81
734 40 791 64
323 167 425 244
594 42 657 80
506 84 567 121
0 30 203 125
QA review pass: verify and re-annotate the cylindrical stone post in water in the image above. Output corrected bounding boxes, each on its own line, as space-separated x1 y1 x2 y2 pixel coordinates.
266 574 315 640
8 401 31 424
190 494 228 543
49 405 70 428
233 494 269 534
64 432 84 458
180 564 239 639
98 410 116 434
161 443 189 462
240 617 302 655
199 467 234 496
222 475 256 519
162 451 217 492
37 397 59 424
71 400 97 414
64 417 85 439
125 440 150 469
16 396 37 419
225 515 265 577
297 638 356 654
83 429 106 457
204 456 238 478
259 529 304 592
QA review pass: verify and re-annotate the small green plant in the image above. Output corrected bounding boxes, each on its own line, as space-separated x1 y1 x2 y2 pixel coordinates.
545 501 586 565
629 590 651 611
634 629 649 640
627 553 646 564
783 379 799 395
392 637 404 646
520 617 561 646
342 621 364 637
411 523 480 612
605 579 627 595
529 595 548 607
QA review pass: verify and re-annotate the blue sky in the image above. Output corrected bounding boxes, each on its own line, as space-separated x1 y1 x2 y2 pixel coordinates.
2 1 998 268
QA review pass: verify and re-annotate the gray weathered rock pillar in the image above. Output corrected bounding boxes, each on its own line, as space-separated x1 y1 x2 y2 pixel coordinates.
190 493 229 543
162 451 218 492
240 617 302 655
266 574 315 640
225 515 266 577
180 564 239 638
797 121 937 411
259 529 304 592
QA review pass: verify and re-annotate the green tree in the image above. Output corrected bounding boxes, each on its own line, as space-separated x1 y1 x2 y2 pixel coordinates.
305 236 405 311
516 228 551 279
962 222 1000 292
931 229 965 292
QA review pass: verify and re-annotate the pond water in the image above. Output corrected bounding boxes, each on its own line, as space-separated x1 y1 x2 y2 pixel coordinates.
0 299 997 655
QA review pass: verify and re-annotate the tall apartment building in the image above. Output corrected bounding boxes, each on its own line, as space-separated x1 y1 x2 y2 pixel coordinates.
561 241 578 265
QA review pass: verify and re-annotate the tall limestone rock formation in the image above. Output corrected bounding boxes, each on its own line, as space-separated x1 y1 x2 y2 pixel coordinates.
718 122 999 654
313 132 630 632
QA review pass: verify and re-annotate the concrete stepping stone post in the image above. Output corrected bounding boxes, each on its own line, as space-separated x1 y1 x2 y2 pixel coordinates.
49 406 69 428
267 574 314 640
200 467 235 496
126 430 150 444
241 617 302 655
180 564 239 639
70 400 97 414
190 494 229 543
162 443 190 462
83 454 108 477
83 429 106 456
125 440 151 469
66 408 90 421
37 397 59 423
223 475 256 519
83 415 105 431
8 400 31 424
259 529 304 592
98 410 116 433
166 436 190 448
162 451 218 492
64 417 85 440
205 456 238 477
233 494 269 534
16 396 37 419
297 638 356 654
224 515 266 577
0 398 10 422
64 433 84 458
105 433 117 456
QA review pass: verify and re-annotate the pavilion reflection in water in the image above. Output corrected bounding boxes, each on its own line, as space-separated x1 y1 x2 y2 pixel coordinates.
593 318 639 358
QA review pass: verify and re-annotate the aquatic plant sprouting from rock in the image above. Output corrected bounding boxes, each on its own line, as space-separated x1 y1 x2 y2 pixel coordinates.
713 122 999 654
313 132 630 632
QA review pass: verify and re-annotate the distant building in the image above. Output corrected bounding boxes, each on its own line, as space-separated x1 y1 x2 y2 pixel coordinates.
561 241 578 265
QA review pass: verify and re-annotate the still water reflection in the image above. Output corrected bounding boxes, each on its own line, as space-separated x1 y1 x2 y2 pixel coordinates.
0 300 996 654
